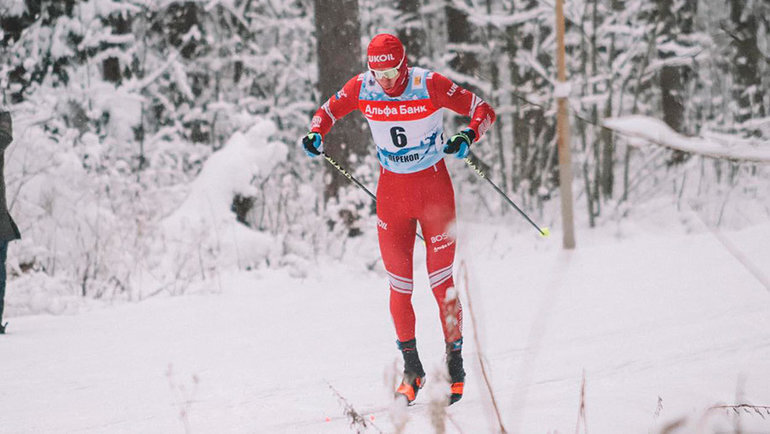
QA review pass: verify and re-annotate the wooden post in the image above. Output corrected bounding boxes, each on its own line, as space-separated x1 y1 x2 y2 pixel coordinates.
555 0 576 249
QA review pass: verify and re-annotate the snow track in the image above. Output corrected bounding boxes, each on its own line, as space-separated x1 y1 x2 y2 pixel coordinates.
1 223 770 433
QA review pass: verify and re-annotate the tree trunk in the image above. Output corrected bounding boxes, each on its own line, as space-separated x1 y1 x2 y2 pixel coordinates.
314 0 367 201
657 0 685 133
599 0 617 198
485 0 507 196
445 0 479 88
623 4 658 202
505 2 544 195
658 0 697 165
505 23 526 193
578 0 595 227
590 0 601 216
444 0 482 142
600 92 615 197
397 0 425 64
729 0 765 124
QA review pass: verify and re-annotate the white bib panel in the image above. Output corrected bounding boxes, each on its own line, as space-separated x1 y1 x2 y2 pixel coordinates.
359 68 445 173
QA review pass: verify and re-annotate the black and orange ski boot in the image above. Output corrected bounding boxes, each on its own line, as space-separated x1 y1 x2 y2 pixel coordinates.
395 339 426 405
446 338 465 405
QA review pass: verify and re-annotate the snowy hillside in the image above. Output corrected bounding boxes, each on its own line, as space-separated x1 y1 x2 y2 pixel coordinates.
1 216 769 433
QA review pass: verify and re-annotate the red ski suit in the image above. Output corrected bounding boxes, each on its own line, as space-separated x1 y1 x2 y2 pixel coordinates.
311 68 495 343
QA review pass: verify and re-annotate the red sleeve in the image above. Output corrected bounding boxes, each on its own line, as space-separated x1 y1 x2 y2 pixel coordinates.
310 74 363 137
427 72 496 141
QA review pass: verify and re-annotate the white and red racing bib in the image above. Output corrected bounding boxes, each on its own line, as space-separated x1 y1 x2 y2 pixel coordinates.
358 68 445 173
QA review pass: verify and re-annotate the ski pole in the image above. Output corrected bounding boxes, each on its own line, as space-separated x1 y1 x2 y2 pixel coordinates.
464 152 550 237
322 151 376 202
321 151 425 242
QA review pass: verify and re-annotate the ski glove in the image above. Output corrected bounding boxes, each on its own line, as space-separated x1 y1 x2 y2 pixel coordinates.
443 129 476 159
301 132 323 157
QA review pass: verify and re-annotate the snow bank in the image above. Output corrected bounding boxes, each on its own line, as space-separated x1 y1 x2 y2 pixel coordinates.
4 103 127 315
5 96 295 312
89 82 144 144
155 119 287 292
604 115 770 163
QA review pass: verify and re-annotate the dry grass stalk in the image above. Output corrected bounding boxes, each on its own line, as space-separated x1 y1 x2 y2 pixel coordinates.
428 394 447 433
459 260 508 433
709 403 770 419
574 371 588 434
327 382 383 433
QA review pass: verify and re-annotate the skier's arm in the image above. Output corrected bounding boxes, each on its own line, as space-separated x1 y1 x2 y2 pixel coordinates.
309 75 364 138
427 73 496 142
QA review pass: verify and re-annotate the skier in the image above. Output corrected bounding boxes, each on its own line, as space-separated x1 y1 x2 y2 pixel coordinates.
301 33 495 405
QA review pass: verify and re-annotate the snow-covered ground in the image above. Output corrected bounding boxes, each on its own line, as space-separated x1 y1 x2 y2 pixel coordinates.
1 213 769 433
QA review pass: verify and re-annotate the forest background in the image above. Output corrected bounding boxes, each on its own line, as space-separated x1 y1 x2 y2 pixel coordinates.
0 0 768 311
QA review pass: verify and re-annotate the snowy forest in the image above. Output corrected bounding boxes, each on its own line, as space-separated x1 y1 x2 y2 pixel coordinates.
2 0 768 307
2 1 770 433
0 0 769 336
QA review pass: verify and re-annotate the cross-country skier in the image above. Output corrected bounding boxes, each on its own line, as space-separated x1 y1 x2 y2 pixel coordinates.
301 33 495 405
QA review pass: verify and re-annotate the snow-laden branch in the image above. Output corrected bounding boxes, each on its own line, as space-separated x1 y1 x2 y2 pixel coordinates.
124 51 179 91
204 0 251 32
604 115 770 163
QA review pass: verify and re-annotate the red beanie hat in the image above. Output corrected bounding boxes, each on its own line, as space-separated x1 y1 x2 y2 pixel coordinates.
367 34 406 70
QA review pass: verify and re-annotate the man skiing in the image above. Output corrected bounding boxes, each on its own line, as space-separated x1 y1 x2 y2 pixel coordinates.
301 33 495 405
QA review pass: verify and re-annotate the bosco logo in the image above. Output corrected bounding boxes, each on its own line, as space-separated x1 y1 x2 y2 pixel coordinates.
430 233 450 244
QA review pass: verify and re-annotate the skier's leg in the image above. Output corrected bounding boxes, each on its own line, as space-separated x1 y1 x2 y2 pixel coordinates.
376 168 418 343
418 162 462 344
377 168 425 403
378 215 417 342
418 161 466 404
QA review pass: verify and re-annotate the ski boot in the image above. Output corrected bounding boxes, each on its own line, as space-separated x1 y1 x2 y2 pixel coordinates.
446 338 465 405
395 339 426 404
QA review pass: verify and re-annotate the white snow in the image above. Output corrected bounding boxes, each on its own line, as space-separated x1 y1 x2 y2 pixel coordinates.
553 80 572 99
604 115 770 163
1 214 769 433
151 120 286 296
0 2 27 17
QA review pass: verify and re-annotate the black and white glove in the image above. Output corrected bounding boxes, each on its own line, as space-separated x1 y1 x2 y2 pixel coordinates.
443 129 475 159
301 132 323 157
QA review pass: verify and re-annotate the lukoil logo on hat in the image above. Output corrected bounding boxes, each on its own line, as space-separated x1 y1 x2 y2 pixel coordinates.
367 34 405 70
368 53 397 63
